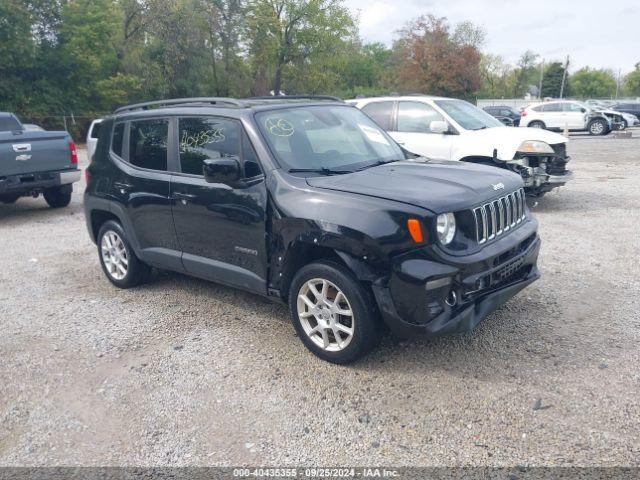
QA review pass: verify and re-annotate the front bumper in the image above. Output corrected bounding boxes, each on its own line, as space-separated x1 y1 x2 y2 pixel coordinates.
508 151 572 194
372 220 540 338
0 168 81 196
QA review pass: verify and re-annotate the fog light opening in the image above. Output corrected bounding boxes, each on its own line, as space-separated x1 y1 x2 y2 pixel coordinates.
445 290 458 307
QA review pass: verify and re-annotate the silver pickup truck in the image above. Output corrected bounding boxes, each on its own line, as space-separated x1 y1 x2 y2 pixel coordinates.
0 112 81 208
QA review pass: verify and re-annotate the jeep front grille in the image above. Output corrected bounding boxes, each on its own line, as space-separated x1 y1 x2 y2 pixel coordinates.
473 188 526 244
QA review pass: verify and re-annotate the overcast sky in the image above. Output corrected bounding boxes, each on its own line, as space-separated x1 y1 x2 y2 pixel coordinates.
344 0 640 74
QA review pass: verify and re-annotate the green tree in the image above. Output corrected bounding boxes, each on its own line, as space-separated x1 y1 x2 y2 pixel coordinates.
512 50 539 97
624 63 640 96
0 0 36 112
246 0 355 95
570 67 616 98
478 54 513 98
541 61 568 98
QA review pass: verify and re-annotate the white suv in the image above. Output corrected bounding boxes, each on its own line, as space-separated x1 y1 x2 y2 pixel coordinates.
348 96 572 197
520 100 612 135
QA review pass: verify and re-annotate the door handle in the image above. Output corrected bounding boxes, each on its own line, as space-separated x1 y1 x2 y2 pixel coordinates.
173 192 197 205
113 182 133 194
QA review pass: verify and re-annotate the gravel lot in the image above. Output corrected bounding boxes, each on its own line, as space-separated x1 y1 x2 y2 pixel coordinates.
1 135 639 467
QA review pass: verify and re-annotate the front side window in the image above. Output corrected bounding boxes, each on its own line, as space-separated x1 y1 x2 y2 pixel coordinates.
361 101 394 130
179 117 239 175
434 99 503 130
111 122 125 157
564 103 585 112
0 115 22 131
256 105 404 172
397 101 445 133
129 119 168 171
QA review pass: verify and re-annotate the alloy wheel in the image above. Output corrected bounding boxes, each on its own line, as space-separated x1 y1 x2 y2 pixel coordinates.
101 231 128 280
590 121 605 135
297 278 355 352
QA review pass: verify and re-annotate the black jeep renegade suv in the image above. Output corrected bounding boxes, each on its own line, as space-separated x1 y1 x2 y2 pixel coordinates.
84 96 540 363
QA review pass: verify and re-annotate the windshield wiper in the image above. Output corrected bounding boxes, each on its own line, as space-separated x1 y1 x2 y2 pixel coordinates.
471 126 489 131
288 167 353 175
355 159 402 171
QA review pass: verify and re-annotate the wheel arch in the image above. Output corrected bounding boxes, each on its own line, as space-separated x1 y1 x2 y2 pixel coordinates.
90 209 120 242
278 241 379 301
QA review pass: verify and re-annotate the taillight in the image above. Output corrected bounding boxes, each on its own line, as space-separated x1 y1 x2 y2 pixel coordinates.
521 110 527 117
69 141 78 165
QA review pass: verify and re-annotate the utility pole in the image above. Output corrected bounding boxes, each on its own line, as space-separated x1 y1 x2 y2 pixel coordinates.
538 59 545 99
615 68 621 99
559 55 570 99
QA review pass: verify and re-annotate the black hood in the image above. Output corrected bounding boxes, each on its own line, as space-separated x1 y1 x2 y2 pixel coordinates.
306 160 523 214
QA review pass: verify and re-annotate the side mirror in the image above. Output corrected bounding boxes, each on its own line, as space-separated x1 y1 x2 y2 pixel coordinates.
430 120 449 134
580 108 587 113
203 157 242 187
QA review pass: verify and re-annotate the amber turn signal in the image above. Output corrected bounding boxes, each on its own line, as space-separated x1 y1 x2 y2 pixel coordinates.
407 218 424 243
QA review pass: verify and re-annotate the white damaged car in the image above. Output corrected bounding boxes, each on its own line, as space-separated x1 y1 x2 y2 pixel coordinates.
348 96 572 197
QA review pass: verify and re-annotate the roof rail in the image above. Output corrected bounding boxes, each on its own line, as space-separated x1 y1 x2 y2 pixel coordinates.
248 95 344 102
114 97 244 114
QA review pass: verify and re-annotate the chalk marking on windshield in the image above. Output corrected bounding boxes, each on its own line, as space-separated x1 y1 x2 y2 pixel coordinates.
265 118 294 137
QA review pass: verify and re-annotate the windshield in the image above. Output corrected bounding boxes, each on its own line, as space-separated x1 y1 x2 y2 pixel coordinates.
435 99 503 130
255 105 405 172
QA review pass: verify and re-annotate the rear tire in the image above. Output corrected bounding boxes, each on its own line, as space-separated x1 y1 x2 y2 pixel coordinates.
288 260 380 364
0 194 20 204
97 220 151 289
528 121 546 129
43 186 72 208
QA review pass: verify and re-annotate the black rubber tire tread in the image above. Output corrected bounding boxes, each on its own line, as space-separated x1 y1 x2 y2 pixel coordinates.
288 260 381 364
43 187 72 208
97 220 151 289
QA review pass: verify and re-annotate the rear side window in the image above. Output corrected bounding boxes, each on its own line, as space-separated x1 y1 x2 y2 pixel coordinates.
0 115 21 131
111 123 125 157
90 122 101 138
397 101 444 133
361 101 394 130
542 103 561 112
179 117 240 176
129 119 168 171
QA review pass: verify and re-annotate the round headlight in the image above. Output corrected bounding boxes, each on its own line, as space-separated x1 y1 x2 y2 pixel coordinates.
437 213 456 245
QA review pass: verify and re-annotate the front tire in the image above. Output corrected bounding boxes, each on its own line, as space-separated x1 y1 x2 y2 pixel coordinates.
588 118 608 136
43 186 72 208
97 220 151 288
528 120 546 129
288 261 380 364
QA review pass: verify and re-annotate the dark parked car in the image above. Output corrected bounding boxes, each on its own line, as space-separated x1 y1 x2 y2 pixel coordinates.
0 112 80 207
611 102 640 120
84 96 541 363
483 106 521 126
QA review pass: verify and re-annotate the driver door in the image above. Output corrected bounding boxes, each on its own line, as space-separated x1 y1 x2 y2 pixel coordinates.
389 101 453 161
562 102 588 129
170 116 268 293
